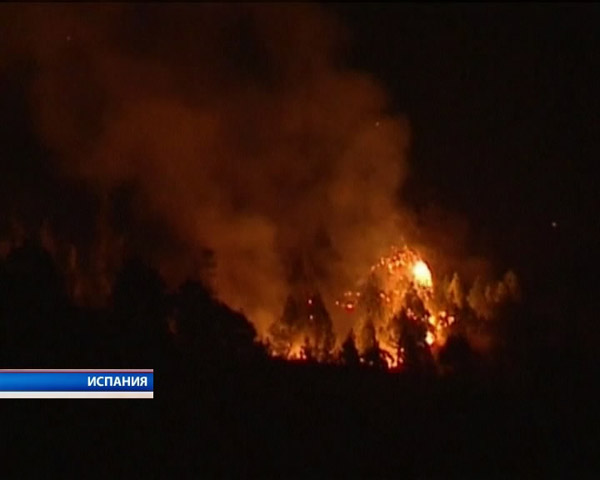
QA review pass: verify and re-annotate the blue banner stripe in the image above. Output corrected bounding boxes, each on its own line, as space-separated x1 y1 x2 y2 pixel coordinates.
0 373 153 391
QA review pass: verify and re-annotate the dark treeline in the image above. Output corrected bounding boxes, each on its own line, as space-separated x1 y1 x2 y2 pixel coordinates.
0 239 262 369
0 240 597 477
0 238 481 373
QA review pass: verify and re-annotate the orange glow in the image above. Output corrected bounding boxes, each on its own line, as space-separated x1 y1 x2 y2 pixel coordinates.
332 246 453 366
379 340 397 368
288 343 304 360
271 245 465 367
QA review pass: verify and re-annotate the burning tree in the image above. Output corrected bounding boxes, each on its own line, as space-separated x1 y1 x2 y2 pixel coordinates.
269 291 335 361
335 246 439 367
265 244 519 371
332 245 518 369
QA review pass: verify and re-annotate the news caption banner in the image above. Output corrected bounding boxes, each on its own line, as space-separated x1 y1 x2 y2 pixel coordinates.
0 369 153 398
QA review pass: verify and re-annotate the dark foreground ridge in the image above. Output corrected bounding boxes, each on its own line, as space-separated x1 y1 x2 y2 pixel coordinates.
1 241 597 477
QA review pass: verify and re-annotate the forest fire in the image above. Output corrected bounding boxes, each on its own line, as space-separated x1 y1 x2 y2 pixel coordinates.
0 4 521 375
0 218 518 373
267 245 519 370
0 5 590 475
267 246 439 367
334 246 447 368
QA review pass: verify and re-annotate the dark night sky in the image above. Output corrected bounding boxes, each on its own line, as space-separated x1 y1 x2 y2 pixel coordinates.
332 4 599 281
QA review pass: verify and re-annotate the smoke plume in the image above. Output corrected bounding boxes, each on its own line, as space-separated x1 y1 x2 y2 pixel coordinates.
3 5 509 338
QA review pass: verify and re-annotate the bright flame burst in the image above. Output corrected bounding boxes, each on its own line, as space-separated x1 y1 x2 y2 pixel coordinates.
336 246 452 368
412 260 432 288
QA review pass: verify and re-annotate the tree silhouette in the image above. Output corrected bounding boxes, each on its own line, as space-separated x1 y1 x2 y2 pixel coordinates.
438 334 477 374
362 338 389 369
390 305 434 372
340 329 360 367
269 290 334 361
0 240 71 366
174 279 258 365
357 318 377 354
111 257 170 366
268 294 300 356
308 293 335 360
301 336 316 362
361 274 384 329
447 272 465 310
174 279 214 349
